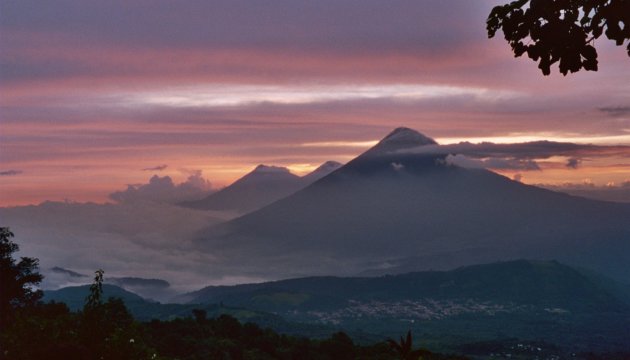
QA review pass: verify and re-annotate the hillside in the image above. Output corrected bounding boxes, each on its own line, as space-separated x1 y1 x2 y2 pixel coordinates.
183 260 630 352
43 260 630 353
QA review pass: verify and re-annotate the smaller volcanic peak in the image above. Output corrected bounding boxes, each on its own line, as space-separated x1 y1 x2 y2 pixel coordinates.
365 127 438 156
302 161 343 182
237 164 300 183
226 164 300 187
180 164 302 213
318 160 343 170
251 164 293 175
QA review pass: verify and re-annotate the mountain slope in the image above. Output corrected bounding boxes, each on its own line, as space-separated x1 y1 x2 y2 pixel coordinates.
182 260 630 352
42 284 293 326
196 127 630 281
185 260 630 311
181 165 302 213
182 162 342 213
301 161 343 183
44 284 149 312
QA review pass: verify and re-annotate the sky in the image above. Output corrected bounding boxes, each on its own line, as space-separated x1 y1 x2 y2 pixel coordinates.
1 0 630 206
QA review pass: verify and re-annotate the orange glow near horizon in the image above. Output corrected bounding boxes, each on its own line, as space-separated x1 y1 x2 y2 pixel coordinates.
2 132 630 206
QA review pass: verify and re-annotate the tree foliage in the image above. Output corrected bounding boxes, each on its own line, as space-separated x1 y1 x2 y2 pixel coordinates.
85 269 104 309
0 227 43 328
487 0 630 75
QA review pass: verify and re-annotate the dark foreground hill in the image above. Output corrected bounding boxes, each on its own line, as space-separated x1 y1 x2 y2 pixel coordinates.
43 284 272 323
183 260 630 352
196 127 630 282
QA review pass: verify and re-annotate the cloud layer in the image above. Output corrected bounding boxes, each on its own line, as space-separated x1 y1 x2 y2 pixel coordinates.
403 140 630 173
0 200 241 296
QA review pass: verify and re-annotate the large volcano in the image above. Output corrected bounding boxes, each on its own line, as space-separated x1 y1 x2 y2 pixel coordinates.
196 128 630 281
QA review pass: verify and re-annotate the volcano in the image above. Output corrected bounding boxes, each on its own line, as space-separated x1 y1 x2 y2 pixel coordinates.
196 128 630 281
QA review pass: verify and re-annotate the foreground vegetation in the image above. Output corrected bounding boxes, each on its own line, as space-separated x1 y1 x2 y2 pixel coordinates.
2 298 471 360
3 227 628 359
1 227 464 359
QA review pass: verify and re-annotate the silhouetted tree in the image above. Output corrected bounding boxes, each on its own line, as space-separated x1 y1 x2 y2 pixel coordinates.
387 330 435 360
0 227 43 328
80 269 155 359
487 0 629 75
85 268 104 309
388 330 414 360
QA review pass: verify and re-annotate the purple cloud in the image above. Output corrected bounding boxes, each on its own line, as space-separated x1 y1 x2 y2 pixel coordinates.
0 170 22 176
142 164 168 171
598 106 630 116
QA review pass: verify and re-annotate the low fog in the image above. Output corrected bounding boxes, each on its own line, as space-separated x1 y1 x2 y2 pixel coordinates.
0 175 252 301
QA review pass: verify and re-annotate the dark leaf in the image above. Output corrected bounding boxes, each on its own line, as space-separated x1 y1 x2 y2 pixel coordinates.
583 57 599 71
514 42 527 56
581 45 597 60
527 45 541 60
539 56 551 76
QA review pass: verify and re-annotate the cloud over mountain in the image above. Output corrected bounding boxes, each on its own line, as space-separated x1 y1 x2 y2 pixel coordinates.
394 139 630 172
403 140 630 160
444 154 541 171
109 172 213 204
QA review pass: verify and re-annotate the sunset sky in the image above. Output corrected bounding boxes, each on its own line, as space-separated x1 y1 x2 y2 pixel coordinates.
1 0 630 206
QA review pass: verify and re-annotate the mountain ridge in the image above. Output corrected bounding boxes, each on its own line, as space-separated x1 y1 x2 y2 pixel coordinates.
195 127 630 282
183 259 630 312
181 161 342 213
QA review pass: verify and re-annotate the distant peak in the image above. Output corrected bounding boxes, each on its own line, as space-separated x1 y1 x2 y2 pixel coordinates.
316 161 343 170
367 127 438 155
252 165 292 174
302 161 343 181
